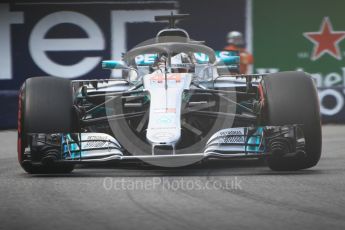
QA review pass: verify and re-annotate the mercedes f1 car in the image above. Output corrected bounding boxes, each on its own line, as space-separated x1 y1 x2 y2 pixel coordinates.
18 14 322 173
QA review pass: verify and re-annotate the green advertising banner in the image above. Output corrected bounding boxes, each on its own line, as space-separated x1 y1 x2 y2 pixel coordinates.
253 0 345 122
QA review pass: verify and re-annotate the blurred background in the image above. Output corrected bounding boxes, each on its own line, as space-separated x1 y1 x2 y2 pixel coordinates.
1 0 344 129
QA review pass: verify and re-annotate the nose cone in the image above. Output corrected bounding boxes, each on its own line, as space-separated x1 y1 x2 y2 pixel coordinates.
147 129 181 145
144 73 192 146
146 110 181 144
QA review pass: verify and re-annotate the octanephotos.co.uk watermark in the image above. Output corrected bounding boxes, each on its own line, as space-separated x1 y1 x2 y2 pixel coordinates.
102 177 243 191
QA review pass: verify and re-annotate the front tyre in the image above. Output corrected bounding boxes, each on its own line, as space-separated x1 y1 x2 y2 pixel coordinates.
262 71 322 171
18 77 76 174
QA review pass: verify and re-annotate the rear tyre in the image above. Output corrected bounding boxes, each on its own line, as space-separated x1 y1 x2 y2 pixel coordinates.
18 77 76 174
262 71 322 171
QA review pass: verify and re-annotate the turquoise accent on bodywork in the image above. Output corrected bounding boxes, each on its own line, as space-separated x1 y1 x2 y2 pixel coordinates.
102 60 127 69
219 56 240 65
246 127 265 153
135 54 158 66
194 51 240 64
102 60 117 69
63 134 81 159
130 51 240 66
216 51 240 65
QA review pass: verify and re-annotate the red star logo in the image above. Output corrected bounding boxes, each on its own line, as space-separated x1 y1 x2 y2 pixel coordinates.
304 17 345 61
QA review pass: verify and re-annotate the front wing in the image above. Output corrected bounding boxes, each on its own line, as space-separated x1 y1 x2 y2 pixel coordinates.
56 125 305 164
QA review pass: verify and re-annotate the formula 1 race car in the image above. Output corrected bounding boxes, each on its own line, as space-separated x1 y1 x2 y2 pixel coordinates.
17 14 322 173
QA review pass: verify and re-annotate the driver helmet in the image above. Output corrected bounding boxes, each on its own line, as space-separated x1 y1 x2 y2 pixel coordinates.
171 52 192 73
227 31 245 47
156 54 167 70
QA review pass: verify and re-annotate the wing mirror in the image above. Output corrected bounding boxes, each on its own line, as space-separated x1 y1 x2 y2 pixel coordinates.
214 51 240 74
215 51 240 66
101 60 128 69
